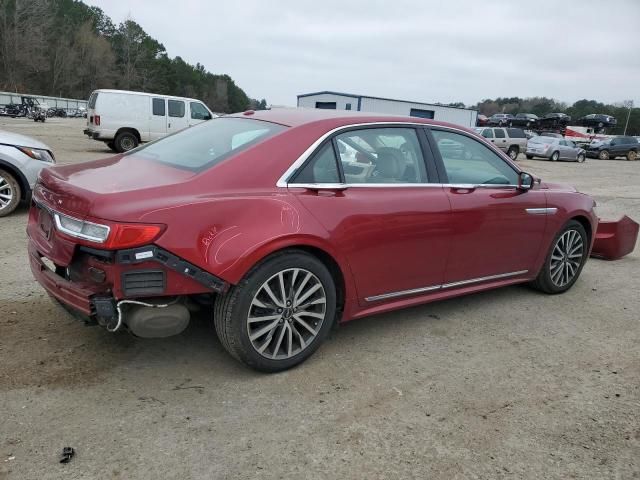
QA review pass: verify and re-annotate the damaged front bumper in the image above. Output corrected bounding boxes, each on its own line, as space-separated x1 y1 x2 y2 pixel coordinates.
591 215 639 260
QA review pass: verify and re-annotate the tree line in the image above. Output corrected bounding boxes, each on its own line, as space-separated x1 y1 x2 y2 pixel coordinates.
445 97 638 135
0 0 267 113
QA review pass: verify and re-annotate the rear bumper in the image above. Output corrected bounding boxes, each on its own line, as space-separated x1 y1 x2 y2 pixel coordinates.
29 242 99 316
591 216 639 260
83 128 109 141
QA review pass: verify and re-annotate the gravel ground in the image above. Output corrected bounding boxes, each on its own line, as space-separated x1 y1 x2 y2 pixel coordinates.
1 118 639 480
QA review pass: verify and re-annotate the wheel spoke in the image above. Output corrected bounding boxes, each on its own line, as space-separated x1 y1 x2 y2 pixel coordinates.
293 272 312 304
297 297 326 309
248 314 281 324
296 310 324 320
249 318 280 341
272 324 287 358
278 272 287 305
293 315 317 335
295 282 322 306
263 283 284 308
286 323 293 357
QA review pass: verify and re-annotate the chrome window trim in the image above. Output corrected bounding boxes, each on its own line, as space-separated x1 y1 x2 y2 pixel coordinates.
285 182 519 190
364 270 529 302
276 121 488 188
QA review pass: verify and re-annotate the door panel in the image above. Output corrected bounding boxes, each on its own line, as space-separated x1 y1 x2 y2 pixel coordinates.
149 97 167 140
428 128 547 282
167 99 189 133
295 187 453 303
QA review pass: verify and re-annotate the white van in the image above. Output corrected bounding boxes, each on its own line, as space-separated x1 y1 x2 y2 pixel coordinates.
83 89 215 152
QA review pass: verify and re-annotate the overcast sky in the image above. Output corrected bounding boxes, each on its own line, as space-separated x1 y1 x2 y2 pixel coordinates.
86 0 640 107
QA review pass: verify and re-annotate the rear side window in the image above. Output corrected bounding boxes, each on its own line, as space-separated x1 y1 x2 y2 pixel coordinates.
494 129 506 138
131 118 286 171
506 128 526 138
152 98 165 116
168 100 185 118
88 92 98 108
292 143 340 184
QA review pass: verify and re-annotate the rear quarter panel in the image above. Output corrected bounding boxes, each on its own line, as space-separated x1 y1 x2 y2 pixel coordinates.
97 93 150 141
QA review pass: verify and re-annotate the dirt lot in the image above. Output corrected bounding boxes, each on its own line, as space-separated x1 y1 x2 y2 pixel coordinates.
1 118 639 479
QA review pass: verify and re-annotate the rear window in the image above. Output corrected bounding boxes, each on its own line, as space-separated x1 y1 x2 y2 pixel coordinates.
529 136 551 144
88 92 98 108
507 128 526 138
130 118 286 171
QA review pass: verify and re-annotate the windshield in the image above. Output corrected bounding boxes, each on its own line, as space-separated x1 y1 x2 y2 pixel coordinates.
130 117 286 171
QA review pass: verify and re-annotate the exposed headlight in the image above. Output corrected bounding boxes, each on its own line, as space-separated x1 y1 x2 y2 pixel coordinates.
16 146 55 163
54 212 110 243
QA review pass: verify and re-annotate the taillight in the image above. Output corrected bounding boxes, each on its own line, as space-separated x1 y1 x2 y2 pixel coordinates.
94 115 100 126
53 210 164 249
103 223 164 249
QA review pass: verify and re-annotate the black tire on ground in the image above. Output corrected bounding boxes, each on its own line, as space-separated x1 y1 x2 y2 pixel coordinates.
551 151 560 161
214 250 337 372
526 154 534 160
626 150 637 161
106 141 118 152
114 131 138 153
507 146 519 160
577 153 586 163
0 169 21 217
530 220 588 294
598 150 610 160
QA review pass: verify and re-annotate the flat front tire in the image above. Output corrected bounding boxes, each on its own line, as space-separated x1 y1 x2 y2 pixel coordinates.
531 220 588 294
214 251 337 372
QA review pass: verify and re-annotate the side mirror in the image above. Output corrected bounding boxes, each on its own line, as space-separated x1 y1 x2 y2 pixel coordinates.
203 114 212 120
518 171 534 191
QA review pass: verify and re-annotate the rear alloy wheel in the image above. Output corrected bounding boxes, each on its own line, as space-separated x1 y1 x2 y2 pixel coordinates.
507 146 519 160
577 153 586 163
214 251 336 372
550 151 560 161
598 150 610 160
531 220 588 294
0 170 21 217
114 131 138 153
627 150 637 161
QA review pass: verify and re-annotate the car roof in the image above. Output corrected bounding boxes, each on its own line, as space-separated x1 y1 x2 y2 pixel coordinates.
228 108 470 131
93 89 203 103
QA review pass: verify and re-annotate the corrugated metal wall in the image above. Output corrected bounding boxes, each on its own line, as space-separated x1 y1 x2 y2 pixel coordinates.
0 91 88 110
297 93 477 127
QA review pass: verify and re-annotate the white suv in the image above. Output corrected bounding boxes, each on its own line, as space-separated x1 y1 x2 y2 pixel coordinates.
474 127 528 160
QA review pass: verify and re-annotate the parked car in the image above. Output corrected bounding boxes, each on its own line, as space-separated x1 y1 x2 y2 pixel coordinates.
578 114 617 129
487 113 514 126
526 137 586 162
474 127 527 160
27 110 598 371
538 113 571 129
585 136 639 160
509 113 539 128
476 114 489 126
539 131 564 138
84 89 216 153
0 130 55 216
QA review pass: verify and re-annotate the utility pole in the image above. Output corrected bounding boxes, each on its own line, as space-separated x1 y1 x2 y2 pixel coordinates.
623 100 633 135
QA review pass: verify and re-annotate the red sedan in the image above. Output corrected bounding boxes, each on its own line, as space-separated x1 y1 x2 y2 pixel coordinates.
28 109 598 371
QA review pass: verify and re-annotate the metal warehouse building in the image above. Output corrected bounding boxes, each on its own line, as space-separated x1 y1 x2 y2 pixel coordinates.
297 91 477 127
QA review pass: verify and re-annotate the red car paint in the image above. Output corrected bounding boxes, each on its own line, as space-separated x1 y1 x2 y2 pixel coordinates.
591 216 639 260
28 109 601 324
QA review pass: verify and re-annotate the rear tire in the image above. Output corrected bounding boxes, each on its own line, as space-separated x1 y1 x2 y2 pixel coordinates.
627 150 637 161
0 169 21 217
507 146 519 160
114 131 139 153
531 220 588 294
550 151 560 161
214 251 337 372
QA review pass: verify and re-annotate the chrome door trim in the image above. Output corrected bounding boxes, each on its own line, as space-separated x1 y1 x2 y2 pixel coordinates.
440 270 529 290
364 270 529 302
525 207 558 215
286 182 520 190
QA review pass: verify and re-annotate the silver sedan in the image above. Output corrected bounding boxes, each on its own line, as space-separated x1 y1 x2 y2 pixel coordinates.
525 137 586 162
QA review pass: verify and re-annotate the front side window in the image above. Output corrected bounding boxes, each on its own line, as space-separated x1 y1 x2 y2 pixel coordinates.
431 129 519 186
168 100 185 118
334 128 428 184
130 118 286 171
152 98 165 116
190 102 210 120
481 129 494 139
